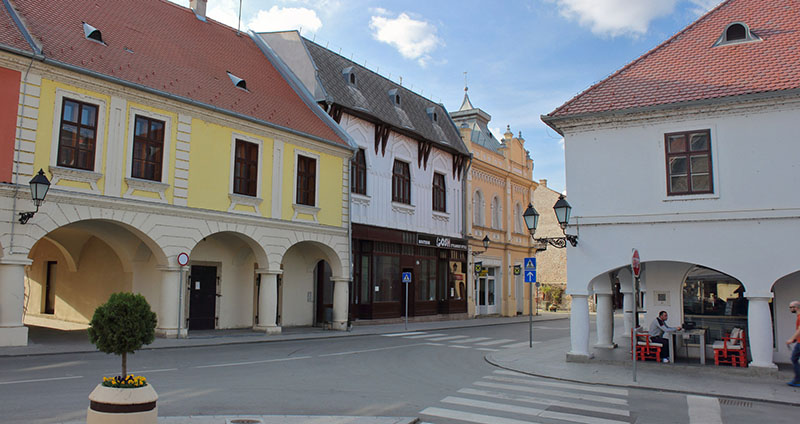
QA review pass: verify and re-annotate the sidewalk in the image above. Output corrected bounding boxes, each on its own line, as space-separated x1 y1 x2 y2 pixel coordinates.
486 328 800 407
0 312 568 357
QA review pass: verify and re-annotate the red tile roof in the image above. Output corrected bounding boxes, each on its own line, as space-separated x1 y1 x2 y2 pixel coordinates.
0 2 32 53
2 0 348 147
546 0 800 119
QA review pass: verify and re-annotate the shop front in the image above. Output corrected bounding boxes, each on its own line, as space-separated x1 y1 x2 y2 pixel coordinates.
351 224 468 320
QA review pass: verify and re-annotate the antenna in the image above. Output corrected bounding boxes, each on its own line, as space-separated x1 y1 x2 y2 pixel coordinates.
464 71 468 91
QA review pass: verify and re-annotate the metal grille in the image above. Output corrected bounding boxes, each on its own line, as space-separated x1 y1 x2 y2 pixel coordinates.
719 398 752 408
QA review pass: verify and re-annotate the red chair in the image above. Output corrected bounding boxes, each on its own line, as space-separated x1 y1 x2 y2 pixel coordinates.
713 328 747 367
631 329 662 362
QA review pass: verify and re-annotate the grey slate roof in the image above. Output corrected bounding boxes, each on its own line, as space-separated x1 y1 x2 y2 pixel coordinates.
301 39 470 156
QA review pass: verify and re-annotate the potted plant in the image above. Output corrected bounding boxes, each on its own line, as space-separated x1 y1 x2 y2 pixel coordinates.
86 292 158 424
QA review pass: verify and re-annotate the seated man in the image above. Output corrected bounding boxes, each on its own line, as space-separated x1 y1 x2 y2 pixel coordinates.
649 310 681 363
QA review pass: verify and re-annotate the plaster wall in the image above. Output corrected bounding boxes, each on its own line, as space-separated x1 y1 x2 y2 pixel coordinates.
280 248 316 327
772 272 800 364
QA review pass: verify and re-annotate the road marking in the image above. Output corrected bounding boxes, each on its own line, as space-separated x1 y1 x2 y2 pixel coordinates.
420 407 542 424
474 381 628 405
490 372 629 396
476 348 500 352
456 337 492 343
687 395 722 424
475 339 515 346
540 410 629 424
426 335 470 341
404 333 448 339
0 375 83 385
449 345 471 349
458 388 630 417
500 341 539 349
382 331 425 337
442 396 545 416
319 343 428 357
425 342 445 346
195 356 312 368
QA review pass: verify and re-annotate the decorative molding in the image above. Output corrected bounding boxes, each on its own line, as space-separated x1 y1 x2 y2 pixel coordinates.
391 201 415 215
49 165 103 194
228 193 263 215
124 177 170 202
432 211 450 222
292 203 320 223
352 193 371 207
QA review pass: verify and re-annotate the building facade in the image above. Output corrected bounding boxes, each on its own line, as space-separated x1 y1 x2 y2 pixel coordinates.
450 91 538 317
259 31 472 321
532 179 569 311
0 0 355 346
542 0 800 366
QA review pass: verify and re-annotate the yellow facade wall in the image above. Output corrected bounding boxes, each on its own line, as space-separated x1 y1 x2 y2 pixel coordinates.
280 145 343 227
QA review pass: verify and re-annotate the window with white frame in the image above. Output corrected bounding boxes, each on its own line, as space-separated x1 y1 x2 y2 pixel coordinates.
491 196 501 229
131 115 165 181
432 172 446 212
233 139 259 196
57 98 98 171
514 202 522 233
665 129 713 196
296 154 317 206
473 190 484 226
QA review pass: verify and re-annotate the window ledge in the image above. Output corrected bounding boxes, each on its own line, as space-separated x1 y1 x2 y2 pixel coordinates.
352 193 371 206
391 201 415 215
228 193 263 215
49 165 103 193
124 177 170 202
432 210 449 222
663 192 719 202
292 203 320 223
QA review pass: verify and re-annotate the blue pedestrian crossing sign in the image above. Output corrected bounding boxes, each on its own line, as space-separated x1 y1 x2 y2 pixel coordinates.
402 272 412 284
524 257 536 283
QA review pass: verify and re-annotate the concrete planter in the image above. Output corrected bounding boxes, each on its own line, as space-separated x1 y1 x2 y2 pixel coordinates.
86 383 158 424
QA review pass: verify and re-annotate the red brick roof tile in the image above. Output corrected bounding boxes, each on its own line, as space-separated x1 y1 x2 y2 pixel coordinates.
6 0 348 146
547 0 800 119
0 2 33 53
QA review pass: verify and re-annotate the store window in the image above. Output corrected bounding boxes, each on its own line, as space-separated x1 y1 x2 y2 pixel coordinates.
682 266 748 343
373 254 400 302
417 257 437 301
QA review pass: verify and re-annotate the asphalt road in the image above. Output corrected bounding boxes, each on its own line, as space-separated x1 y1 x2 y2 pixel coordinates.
0 321 796 423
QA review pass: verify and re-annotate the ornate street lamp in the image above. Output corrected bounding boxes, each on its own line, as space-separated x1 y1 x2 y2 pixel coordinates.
19 169 51 224
523 194 578 248
472 235 490 256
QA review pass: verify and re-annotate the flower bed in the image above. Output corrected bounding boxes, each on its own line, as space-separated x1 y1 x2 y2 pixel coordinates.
102 374 147 388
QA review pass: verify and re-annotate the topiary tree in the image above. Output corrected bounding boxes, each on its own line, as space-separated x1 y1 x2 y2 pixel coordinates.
88 292 157 378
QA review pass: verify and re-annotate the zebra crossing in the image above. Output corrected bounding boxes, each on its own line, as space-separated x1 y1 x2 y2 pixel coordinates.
382 331 538 351
419 369 633 424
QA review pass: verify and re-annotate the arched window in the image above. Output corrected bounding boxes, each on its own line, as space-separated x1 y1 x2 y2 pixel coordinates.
714 22 760 46
682 266 747 342
351 148 366 195
514 202 522 233
473 190 484 226
491 196 501 229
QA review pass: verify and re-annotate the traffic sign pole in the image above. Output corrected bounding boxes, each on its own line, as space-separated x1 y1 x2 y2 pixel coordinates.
632 249 640 383
523 257 537 348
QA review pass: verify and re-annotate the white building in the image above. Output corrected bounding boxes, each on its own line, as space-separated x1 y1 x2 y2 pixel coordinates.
542 0 800 367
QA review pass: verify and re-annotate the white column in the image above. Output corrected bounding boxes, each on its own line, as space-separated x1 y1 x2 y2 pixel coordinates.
0 257 31 346
747 295 777 369
255 270 281 334
595 293 616 348
617 268 634 336
331 277 350 331
156 266 186 338
568 294 592 360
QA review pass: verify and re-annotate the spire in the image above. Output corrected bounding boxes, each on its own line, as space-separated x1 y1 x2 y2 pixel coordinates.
459 71 475 111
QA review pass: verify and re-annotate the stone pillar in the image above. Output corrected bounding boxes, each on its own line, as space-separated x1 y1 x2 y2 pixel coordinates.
0 257 31 346
567 294 592 361
255 270 281 334
747 295 777 369
595 293 616 348
331 277 350 331
156 266 186 338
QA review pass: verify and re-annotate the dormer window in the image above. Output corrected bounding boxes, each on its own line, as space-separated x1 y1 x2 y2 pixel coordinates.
388 89 401 106
342 67 357 87
426 107 438 122
82 22 105 45
227 71 248 91
713 22 760 47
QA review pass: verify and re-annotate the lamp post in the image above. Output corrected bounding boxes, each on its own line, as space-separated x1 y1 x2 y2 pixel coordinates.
523 194 577 248
471 235 490 256
19 169 51 224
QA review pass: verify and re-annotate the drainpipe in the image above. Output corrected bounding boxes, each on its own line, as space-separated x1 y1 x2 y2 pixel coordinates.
8 57 36 255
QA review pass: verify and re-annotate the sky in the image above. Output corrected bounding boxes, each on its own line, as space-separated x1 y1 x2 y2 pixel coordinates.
170 0 723 194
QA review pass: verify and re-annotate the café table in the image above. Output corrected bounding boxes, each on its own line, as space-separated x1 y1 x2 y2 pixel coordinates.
666 328 706 364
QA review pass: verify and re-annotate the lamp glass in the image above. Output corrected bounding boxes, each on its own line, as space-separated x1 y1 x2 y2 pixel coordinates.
553 195 571 228
482 235 490 249
522 203 539 232
29 169 51 207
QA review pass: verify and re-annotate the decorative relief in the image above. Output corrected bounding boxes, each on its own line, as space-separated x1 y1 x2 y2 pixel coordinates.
391 202 415 215
228 193 263 215
124 177 170 202
432 211 450 222
352 193 371 207
49 165 103 194
292 203 320 223
470 169 506 187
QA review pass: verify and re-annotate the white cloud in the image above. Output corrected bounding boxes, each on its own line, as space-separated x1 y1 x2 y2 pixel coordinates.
206 0 241 28
552 0 678 37
688 0 723 15
248 6 323 33
369 12 443 67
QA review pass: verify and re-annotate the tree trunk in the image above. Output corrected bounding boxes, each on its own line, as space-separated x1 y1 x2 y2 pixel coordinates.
122 352 127 378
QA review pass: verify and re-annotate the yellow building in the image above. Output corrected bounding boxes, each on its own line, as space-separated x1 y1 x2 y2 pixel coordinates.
450 90 538 317
0 0 355 346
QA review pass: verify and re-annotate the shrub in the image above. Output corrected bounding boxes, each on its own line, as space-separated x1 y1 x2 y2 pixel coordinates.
541 284 565 307
88 292 157 379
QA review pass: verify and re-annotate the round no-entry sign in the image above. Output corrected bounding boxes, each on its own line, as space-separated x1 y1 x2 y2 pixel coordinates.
177 252 189 266
631 249 640 278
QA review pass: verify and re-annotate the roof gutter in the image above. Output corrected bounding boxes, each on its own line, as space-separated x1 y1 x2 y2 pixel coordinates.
2 0 41 56
541 87 800 136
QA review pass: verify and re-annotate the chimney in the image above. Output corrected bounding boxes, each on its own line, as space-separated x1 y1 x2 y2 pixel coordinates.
539 179 547 187
190 0 208 21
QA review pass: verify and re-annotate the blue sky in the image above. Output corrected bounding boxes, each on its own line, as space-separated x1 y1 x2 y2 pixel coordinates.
170 0 721 193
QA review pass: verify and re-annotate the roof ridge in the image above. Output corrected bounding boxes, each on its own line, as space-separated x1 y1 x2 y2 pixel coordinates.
157 0 251 38
547 0 733 117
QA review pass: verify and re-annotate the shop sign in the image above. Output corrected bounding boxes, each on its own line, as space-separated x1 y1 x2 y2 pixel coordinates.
417 234 467 250
474 262 482 274
514 265 521 275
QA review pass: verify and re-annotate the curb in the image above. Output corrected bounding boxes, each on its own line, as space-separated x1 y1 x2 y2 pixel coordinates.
483 354 800 408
